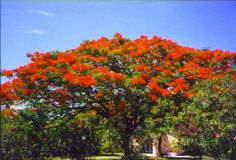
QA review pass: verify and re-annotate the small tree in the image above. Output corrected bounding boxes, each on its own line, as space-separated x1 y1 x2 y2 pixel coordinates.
178 73 236 159
1 33 235 159
1 108 101 159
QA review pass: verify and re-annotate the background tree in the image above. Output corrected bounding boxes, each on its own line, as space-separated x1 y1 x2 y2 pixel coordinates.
0 108 101 160
96 118 122 154
1 33 235 159
177 72 236 160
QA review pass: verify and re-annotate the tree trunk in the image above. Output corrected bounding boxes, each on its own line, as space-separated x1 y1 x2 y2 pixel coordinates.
120 133 133 160
157 134 163 157
230 146 236 160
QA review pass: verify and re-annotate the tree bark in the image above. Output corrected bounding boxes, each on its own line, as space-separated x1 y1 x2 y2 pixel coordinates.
230 145 236 160
120 133 133 160
157 134 163 157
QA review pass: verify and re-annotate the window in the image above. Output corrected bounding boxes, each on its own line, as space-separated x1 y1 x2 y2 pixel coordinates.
145 138 153 153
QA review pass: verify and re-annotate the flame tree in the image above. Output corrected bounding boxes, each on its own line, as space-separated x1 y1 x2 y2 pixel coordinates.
1 33 235 159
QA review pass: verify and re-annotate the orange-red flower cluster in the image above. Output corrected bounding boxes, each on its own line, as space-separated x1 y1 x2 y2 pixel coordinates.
163 69 173 76
64 73 76 82
31 108 41 112
168 78 189 93
182 91 193 98
71 63 91 73
93 66 110 75
146 92 158 101
64 73 96 87
1 109 16 118
135 64 147 71
1 33 235 111
31 73 48 81
95 91 103 99
2 69 14 77
147 79 170 96
111 72 125 82
57 53 78 65
131 77 146 85
74 75 96 87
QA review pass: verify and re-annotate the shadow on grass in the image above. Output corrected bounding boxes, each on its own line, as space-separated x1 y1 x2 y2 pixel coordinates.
49 153 209 160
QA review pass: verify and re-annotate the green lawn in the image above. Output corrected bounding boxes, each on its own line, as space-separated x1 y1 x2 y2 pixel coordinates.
89 153 122 160
91 156 208 160
49 154 209 160
49 155 166 160
90 156 199 160
90 153 209 160
91 156 121 160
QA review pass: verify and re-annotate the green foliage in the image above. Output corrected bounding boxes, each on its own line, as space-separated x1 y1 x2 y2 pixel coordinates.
96 119 122 153
180 135 236 160
1 115 28 160
1 109 101 159
178 74 236 159
1 34 236 159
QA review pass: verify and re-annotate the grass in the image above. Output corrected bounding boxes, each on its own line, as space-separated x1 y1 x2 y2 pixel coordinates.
49 154 210 160
47 154 122 160
89 155 202 160
91 156 121 160
89 153 122 160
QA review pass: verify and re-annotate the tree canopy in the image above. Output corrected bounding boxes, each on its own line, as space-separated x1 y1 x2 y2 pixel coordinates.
1 33 236 159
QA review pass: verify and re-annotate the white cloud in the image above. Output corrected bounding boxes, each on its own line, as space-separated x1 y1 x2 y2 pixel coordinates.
26 9 56 17
24 29 45 35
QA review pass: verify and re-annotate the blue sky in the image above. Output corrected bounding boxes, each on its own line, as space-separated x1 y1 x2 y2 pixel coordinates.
1 1 236 83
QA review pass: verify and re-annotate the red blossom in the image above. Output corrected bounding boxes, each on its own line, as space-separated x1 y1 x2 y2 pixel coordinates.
111 72 125 82
95 91 103 99
114 33 123 40
183 91 193 98
142 73 150 79
175 78 185 83
163 69 173 76
1 109 15 118
136 64 146 71
153 66 163 71
55 89 68 95
161 89 171 96
31 73 47 80
233 136 236 141
213 133 220 138
2 69 14 77
146 92 157 101
93 66 110 75
131 77 146 85
129 51 143 57
74 75 96 87
22 89 31 96
31 108 40 112
147 80 163 93
71 63 91 73
64 73 76 81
